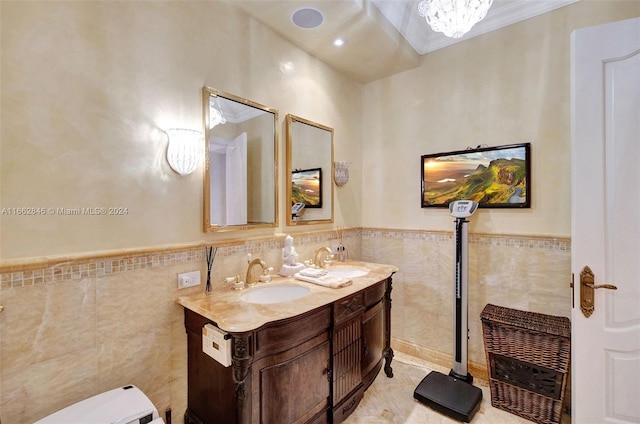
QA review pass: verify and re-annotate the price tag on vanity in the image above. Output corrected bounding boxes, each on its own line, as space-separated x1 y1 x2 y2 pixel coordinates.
203 324 232 367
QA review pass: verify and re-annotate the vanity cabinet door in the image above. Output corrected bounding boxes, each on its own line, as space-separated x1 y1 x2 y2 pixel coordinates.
252 332 331 424
361 301 385 385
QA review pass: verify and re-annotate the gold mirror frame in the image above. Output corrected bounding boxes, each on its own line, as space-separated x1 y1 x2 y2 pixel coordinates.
203 86 279 232
286 114 334 226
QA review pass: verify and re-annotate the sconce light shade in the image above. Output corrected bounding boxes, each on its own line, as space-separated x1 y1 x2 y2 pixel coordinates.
166 128 204 176
334 161 350 186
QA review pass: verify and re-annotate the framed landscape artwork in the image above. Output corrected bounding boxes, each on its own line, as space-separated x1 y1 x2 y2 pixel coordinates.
421 143 531 208
292 168 322 208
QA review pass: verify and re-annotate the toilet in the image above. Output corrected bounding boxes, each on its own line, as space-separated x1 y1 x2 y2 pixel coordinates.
34 385 164 424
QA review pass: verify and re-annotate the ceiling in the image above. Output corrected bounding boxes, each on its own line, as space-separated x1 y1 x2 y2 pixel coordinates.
232 0 580 84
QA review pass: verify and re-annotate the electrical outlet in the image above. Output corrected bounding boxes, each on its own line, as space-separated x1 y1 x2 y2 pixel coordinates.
178 271 201 289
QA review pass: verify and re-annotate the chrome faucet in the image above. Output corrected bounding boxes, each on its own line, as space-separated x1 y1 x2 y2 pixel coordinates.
314 247 333 268
246 256 267 286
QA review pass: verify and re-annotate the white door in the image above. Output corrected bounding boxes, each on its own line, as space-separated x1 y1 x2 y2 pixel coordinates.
225 132 248 225
571 17 640 424
209 133 248 226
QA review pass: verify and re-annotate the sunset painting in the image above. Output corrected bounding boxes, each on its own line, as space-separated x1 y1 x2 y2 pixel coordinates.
421 143 530 208
292 168 322 208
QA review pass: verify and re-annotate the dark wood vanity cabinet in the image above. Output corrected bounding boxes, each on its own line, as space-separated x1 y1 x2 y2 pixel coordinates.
183 276 394 424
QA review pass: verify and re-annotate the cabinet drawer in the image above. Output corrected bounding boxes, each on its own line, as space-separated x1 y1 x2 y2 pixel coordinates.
364 280 386 308
306 409 330 424
256 306 331 356
333 385 364 423
334 292 364 325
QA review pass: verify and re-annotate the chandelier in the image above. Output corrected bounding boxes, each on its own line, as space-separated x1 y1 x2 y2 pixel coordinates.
417 0 493 39
209 104 226 129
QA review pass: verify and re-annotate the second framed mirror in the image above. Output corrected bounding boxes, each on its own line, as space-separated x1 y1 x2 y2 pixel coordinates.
286 114 334 225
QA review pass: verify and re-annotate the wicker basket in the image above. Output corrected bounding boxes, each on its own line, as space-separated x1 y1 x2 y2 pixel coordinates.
480 304 571 424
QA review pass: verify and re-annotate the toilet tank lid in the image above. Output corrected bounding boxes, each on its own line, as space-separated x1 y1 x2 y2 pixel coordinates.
34 385 162 424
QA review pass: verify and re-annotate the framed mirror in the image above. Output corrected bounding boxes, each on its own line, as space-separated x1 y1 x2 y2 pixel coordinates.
203 86 278 232
286 114 334 225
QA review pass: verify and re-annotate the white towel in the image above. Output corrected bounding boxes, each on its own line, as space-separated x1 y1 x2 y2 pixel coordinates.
294 272 352 289
299 268 328 278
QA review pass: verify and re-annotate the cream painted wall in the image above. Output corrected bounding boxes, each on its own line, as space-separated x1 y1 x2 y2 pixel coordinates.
0 1 363 260
361 0 639 238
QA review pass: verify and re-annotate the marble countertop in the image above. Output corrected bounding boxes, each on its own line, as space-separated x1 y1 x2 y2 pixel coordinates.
176 260 398 333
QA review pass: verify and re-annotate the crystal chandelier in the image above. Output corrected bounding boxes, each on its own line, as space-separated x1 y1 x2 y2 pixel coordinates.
209 104 226 129
417 0 493 39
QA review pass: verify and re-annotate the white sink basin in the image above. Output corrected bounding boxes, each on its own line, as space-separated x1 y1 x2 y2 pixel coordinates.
240 284 311 304
326 266 369 279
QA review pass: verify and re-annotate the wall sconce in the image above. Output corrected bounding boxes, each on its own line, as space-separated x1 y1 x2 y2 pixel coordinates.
334 161 350 186
165 128 204 176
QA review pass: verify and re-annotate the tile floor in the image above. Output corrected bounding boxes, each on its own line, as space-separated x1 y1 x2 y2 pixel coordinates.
344 352 570 424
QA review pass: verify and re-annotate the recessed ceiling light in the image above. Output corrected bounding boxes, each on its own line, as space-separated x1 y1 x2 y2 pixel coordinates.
333 37 347 47
291 7 324 29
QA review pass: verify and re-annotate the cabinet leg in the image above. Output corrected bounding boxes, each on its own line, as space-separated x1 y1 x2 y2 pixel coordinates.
383 346 394 378
383 275 394 378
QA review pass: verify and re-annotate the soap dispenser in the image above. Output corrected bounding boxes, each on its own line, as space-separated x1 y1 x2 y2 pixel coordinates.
335 227 348 262
337 244 348 262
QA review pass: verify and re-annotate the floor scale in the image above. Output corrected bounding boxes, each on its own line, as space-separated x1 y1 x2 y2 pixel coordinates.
413 200 483 422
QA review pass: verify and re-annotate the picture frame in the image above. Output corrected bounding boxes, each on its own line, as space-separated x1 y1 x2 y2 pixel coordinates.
421 143 531 208
292 167 323 208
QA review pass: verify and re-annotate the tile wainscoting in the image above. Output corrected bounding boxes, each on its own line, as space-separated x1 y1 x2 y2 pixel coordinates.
0 228 569 423
361 228 571 377
0 230 359 423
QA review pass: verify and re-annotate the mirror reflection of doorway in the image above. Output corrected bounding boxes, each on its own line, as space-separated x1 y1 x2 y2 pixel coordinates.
210 133 247 226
